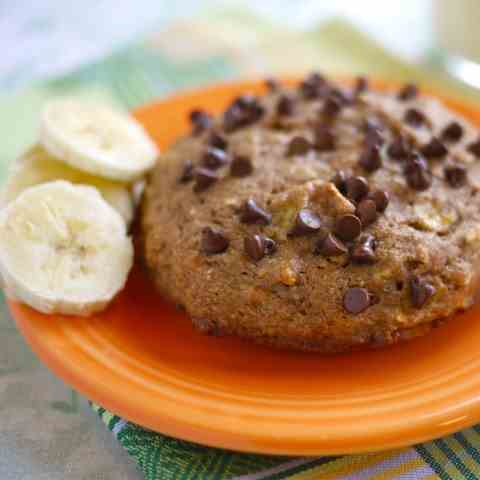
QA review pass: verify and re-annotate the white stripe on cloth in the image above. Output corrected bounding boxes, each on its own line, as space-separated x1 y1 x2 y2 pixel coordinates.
392 464 436 479
230 457 317 480
112 419 128 436
337 449 426 480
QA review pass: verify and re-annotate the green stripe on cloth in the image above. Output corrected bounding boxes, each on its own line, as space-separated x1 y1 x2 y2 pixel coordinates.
434 438 477 480
453 432 480 465
6 6 480 479
99 416 288 479
416 444 454 480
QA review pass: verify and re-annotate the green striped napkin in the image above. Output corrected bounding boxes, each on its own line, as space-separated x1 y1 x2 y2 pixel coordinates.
6 8 480 479
92 403 480 479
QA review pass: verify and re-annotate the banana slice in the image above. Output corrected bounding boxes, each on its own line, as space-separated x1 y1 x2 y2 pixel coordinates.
0 181 134 316
39 98 158 182
3 145 134 224
1 145 134 226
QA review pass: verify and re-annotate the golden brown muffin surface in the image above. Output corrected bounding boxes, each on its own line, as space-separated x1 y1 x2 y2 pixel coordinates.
141 75 480 352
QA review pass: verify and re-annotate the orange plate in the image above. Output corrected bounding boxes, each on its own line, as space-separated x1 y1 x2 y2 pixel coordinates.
9 79 480 455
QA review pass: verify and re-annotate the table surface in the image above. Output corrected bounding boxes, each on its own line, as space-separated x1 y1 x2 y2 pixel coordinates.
0 1 431 478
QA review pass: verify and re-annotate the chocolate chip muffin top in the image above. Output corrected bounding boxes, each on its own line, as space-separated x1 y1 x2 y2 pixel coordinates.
141 73 480 352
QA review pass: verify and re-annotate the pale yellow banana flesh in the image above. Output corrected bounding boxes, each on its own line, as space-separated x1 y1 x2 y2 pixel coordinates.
0 181 133 316
2 144 134 225
39 98 158 182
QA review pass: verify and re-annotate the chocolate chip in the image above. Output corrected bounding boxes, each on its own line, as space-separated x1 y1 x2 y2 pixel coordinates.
244 234 276 261
398 83 418 101
335 214 362 241
247 98 266 121
359 144 382 172
444 165 467 188
314 233 347 257
441 122 463 143
354 76 368 95
364 118 384 147
323 96 342 117
193 168 219 192
207 131 228 150
330 88 353 106
299 72 326 99
404 153 431 191
314 125 335 151
300 83 320 100
277 95 295 116
244 234 266 261
365 128 384 148
369 190 389 212
240 199 271 225
202 147 230 169
350 245 376 265
263 237 277 255
405 108 426 127
388 136 410 160
332 170 347 194
230 155 253 177
355 199 377 226
190 109 212 135
201 227 229 254
468 139 480 157
178 160 194 183
360 233 376 250
289 209 323 236
265 77 279 91
409 275 435 308
223 105 242 133
343 287 371 314
364 117 383 132
350 234 377 264
234 94 257 109
190 109 205 123
346 176 369 202
308 72 325 83
420 137 448 159
223 95 264 132
287 136 312 156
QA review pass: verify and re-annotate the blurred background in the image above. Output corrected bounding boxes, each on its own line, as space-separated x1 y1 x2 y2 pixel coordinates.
1 0 432 90
2 1 480 478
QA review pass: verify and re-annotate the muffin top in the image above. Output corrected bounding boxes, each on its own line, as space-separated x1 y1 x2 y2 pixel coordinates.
141 73 480 351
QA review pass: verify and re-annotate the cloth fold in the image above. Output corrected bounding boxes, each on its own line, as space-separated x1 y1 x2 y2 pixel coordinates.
6 7 480 479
